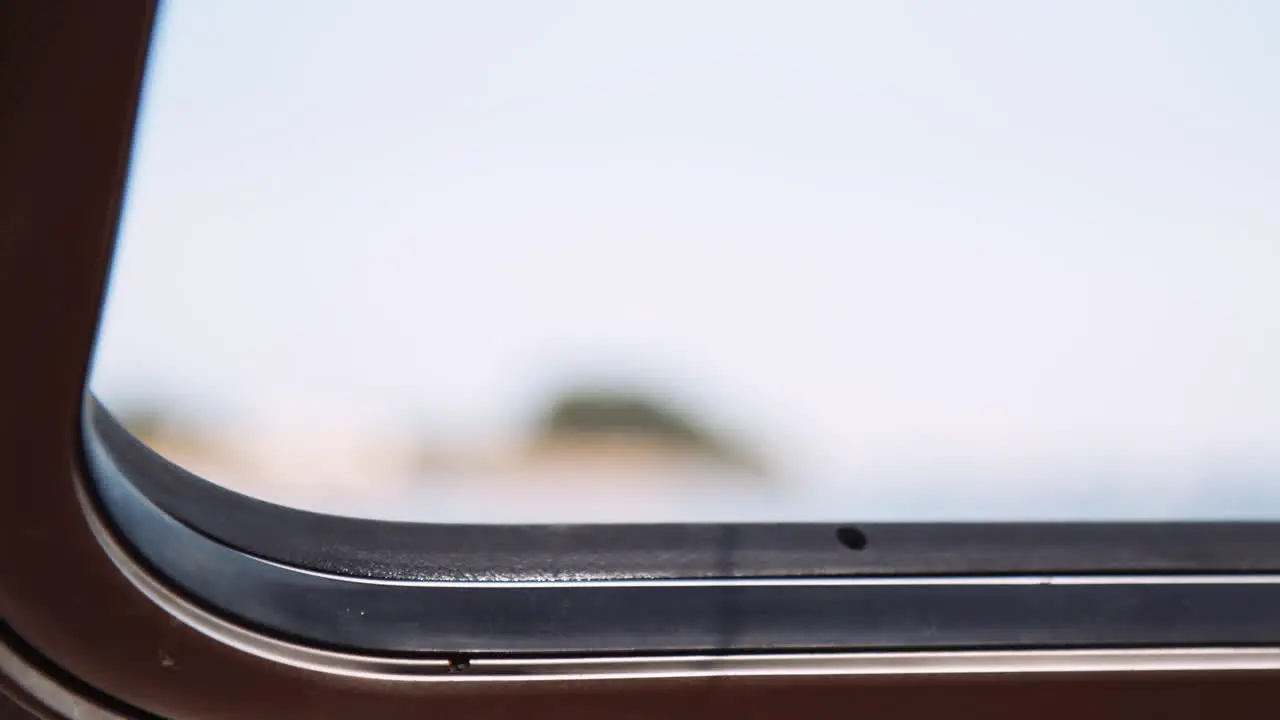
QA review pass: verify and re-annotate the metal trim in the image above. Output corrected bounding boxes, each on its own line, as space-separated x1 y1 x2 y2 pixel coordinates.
80 467 1280 682
0 638 123 720
77 479 454 680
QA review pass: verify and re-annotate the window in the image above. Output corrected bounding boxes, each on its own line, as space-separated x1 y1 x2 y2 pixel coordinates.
6 3 1280 717
65 0 1280 656
91 1 1280 523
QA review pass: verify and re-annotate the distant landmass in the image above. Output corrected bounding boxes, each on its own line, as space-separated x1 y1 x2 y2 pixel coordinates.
111 385 773 495
523 388 768 477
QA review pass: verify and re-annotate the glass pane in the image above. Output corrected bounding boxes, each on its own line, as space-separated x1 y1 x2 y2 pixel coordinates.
92 1 1280 522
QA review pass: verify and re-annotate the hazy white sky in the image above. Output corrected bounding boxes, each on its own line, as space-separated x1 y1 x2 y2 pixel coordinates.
93 1 1280 487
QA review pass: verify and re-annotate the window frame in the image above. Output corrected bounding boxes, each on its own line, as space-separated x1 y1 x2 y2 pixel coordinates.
86 400 1280 656
6 2 1280 717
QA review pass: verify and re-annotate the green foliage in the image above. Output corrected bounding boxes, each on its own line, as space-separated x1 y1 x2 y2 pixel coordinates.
535 389 747 463
114 406 174 441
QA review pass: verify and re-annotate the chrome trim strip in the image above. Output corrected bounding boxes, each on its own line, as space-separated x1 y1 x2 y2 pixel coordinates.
77 480 453 679
78 475 1280 682
470 647 1280 679
0 637 123 719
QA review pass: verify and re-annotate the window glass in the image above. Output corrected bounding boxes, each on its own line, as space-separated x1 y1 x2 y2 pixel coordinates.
92 1 1280 522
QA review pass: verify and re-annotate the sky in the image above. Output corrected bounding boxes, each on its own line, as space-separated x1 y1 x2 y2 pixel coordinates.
91 1 1280 512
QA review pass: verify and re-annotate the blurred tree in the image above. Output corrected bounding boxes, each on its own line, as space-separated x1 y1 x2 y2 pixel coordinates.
112 403 208 450
114 405 176 442
532 388 767 475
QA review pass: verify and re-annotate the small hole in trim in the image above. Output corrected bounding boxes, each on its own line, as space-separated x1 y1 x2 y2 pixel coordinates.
836 526 868 551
